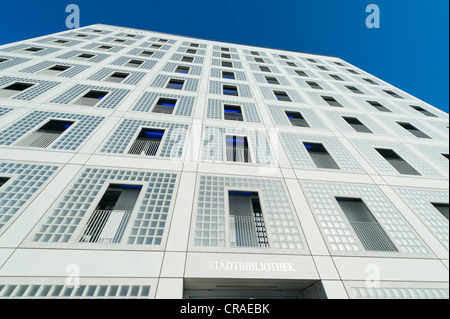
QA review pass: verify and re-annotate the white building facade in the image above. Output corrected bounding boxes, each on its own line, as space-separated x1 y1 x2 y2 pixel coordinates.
0 24 448 299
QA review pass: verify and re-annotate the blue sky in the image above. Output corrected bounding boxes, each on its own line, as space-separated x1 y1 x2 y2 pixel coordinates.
0 0 448 113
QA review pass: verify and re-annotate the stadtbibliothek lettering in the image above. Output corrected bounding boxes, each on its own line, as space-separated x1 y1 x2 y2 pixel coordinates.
208 261 296 272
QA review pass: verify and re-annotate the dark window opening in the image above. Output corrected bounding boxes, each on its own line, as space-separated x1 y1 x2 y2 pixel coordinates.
2 82 35 91
274 91 291 102
48 65 71 72
432 203 449 220
259 66 271 72
166 79 185 90
286 62 297 67
25 47 44 52
153 98 177 114
363 78 379 85
265 76 280 85
224 105 244 121
175 66 190 74
409 105 437 118
397 122 431 139
128 128 165 156
221 53 231 59
223 85 238 96
303 142 339 169
295 70 308 77
126 59 143 67
140 51 154 57
222 61 233 68
307 81 323 90
376 148 421 175
181 56 194 63
186 49 197 54
76 90 109 106
343 117 373 133
285 111 310 128
322 96 343 107
383 90 403 99
346 86 364 94
222 71 235 80
78 53 95 59
367 101 391 113
254 58 265 63
106 72 129 83
16 119 74 148
226 136 251 163
329 74 344 81
0 177 10 188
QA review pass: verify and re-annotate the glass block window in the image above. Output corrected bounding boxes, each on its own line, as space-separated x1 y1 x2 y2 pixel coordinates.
172 53 204 64
100 119 188 159
150 75 199 92
280 133 362 172
202 127 276 166
0 76 60 101
50 84 130 109
87 67 146 85
267 105 326 129
132 91 195 117
0 55 31 71
206 99 261 123
193 175 305 250
31 168 178 246
110 56 158 70
163 62 202 76
20 60 89 78
0 111 104 151
0 43 61 56
209 81 252 98
259 87 304 103
302 181 430 254
0 161 59 233
0 107 13 118
56 50 111 63
413 144 449 171
395 188 449 248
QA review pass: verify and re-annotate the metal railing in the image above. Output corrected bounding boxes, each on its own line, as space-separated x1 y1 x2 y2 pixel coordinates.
226 147 252 163
79 210 132 244
350 221 398 252
229 215 269 248
16 132 60 148
128 139 161 156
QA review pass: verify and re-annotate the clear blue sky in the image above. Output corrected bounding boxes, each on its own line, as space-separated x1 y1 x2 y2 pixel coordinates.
0 0 448 113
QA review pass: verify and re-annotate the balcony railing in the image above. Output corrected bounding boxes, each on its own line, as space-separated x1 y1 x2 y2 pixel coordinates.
350 221 398 252
229 215 269 248
226 147 251 163
16 132 60 148
128 139 161 156
79 210 132 244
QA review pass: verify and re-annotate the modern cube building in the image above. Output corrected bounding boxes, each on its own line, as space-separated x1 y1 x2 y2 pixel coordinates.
0 24 448 299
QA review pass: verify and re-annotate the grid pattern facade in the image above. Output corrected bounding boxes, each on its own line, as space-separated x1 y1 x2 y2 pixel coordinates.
0 24 448 300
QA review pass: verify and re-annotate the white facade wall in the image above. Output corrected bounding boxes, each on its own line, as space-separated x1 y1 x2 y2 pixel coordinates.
0 24 448 299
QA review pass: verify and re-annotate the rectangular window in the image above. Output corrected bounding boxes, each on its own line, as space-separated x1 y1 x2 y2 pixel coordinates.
432 203 449 220
279 55 289 59
442 153 449 160
376 148 420 175
16 120 74 148
346 86 364 94
250 51 260 56
190 43 199 47
125 59 143 68
304 142 339 169
0 58 8 63
265 76 280 85
39 65 71 75
0 177 10 188
347 69 360 75
157 39 168 43
229 191 269 248
397 122 431 139
221 47 230 52
336 197 397 252
186 49 197 54
367 100 391 113
181 56 194 63
254 58 265 63
317 65 328 71
274 91 291 102
221 61 233 68
286 62 297 67
128 128 165 156
224 105 244 121
307 58 317 63
223 85 238 96
322 96 343 107
409 105 437 118
97 45 112 51
295 70 308 77
80 184 142 244
226 136 251 163
307 81 323 90
105 72 129 83
383 90 403 99
329 74 344 81
139 50 154 57
150 44 162 49
363 78 379 85
222 71 235 80
175 66 190 74
343 117 373 133
73 53 95 61
23 47 44 53
166 79 185 90
152 98 177 114
285 111 310 128
0 82 35 98
259 66 271 72
221 53 231 59
75 90 108 106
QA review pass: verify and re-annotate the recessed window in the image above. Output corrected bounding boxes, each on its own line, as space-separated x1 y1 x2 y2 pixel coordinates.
321 96 343 107
105 72 129 83
0 82 35 98
307 81 323 90
279 55 289 59
376 148 420 175
76 90 108 106
181 56 194 63
285 111 309 128
186 49 197 54
409 105 437 117
39 65 71 75
317 65 328 71
363 78 379 85
274 91 291 102
397 122 431 139
221 47 230 52
24 47 44 53
286 62 297 67
126 34 136 38
190 43 199 48
128 128 165 156
175 65 190 74
226 136 251 163
329 74 344 81
222 61 233 68
343 117 373 133
295 70 308 77
125 59 143 68
222 71 235 80
74 53 95 61
250 51 260 56
0 58 8 63
383 90 403 99
140 50 154 57
54 39 69 44
229 191 268 248
259 66 271 72
223 85 238 96
347 69 360 75
432 203 449 220
336 197 397 252
80 184 142 244
150 44 162 49
166 79 185 90
367 100 391 113
221 53 231 59
265 76 280 85
113 39 125 43
442 153 449 160
157 39 168 43
304 142 339 169
224 105 243 121
97 45 112 51
334 62 345 66
153 98 177 114
254 58 265 63
307 58 317 63
16 120 74 148
346 86 364 94
0 177 9 188
75 34 88 38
